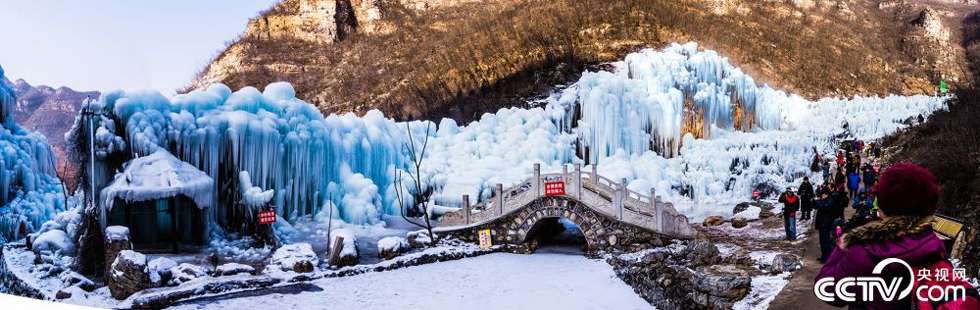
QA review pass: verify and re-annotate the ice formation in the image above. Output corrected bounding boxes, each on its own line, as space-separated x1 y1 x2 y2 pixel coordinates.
71 82 409 229
239 171 274 208
0 65 67 243
101 149 215 211
68 42 946 233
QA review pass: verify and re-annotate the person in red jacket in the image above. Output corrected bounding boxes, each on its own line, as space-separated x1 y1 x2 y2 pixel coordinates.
815 163 978 309
778 188 800 240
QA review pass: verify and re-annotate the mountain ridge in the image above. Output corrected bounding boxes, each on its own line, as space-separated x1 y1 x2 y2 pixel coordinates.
188 0 978 122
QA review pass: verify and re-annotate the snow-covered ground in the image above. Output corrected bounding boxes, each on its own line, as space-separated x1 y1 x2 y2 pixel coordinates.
168 252 652 310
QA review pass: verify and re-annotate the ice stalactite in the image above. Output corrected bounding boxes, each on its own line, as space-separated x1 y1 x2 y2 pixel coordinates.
546 43 803 164
77 82 411 228
0 65 67 243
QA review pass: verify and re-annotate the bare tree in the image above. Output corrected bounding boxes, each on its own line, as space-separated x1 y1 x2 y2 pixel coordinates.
393 121 437 244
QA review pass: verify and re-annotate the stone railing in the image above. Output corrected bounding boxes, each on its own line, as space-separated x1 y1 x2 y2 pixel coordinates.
437 163 696 239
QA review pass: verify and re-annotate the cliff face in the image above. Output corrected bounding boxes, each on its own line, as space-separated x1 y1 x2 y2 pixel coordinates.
189 0 979 122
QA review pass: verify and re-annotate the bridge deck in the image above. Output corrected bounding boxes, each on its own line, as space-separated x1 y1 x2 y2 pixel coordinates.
435 164 696 239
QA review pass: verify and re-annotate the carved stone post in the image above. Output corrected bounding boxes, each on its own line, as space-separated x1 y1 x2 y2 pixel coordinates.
649 188 657 209
619 178 628 219
533 163 541 197
495 183 504 215
462 195 470 225
591 165 598 186
574 164 582 199
651 188 662 231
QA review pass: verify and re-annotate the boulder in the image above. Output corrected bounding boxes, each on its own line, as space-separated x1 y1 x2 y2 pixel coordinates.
328 229 359 267
770 253 801 273
730 219 748 229
691 265 752 309
377 236 410 260
732 202 751 215
724 249 755 267
269 243 319 273
407 230 433 248
758 207 775 219
169 263 207 285
216 263 256 276
702 216 725 227
681 241 722 267
108 250 148 300
147 257 177 287
104 226 132 280
55 289 72 299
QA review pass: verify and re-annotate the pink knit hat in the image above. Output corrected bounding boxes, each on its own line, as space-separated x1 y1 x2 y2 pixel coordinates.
876 163 940 216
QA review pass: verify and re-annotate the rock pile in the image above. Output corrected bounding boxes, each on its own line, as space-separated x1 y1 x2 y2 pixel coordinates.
608 240 754 309
691 265 752 309
104 226 132 280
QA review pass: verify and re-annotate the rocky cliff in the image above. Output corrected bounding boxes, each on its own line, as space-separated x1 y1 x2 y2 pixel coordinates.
2 77 98 188
189 0 979 122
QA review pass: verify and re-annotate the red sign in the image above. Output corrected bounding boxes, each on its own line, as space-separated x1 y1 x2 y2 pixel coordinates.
258 210 277 224
544 182 565 196
752 190 760 199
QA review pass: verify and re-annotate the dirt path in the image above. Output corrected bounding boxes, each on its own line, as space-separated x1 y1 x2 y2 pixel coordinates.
768 206 854 309
770 156 865 309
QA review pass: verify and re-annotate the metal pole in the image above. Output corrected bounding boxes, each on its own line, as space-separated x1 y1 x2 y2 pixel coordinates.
326 193 333 252
87 104 99 228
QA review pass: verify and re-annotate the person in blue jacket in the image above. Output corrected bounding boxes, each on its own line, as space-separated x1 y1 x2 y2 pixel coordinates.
846 171 861 198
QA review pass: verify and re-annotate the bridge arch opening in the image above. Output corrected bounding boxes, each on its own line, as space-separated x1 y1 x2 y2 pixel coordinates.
524 216 589 254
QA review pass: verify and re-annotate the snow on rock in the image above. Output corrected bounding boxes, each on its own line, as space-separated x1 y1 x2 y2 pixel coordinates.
732 206 761 221
268 243 319 273
147 257 177 287
216 263 256 276
102 149 215 211
406 229 432 248
169 263 207 286
31 229 75 256
376 236 409 260
105 225 130 242
109 250 148 299
239 171 274 208
329 229 359 267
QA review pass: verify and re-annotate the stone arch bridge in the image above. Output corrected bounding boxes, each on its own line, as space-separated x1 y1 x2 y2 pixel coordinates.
435 164 697 252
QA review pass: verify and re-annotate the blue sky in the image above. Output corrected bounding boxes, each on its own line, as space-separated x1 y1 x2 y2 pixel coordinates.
0 1 279 94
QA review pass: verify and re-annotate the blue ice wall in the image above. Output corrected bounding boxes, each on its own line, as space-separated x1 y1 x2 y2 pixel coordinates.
0 65 67 243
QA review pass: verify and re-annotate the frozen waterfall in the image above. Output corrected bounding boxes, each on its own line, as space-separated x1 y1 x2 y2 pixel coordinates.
0 65 67 243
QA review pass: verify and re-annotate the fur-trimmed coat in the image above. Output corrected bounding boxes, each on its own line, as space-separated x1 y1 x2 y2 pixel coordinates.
816 215 947 309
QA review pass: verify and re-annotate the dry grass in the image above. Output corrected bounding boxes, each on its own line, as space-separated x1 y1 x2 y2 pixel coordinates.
192 0 961 122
